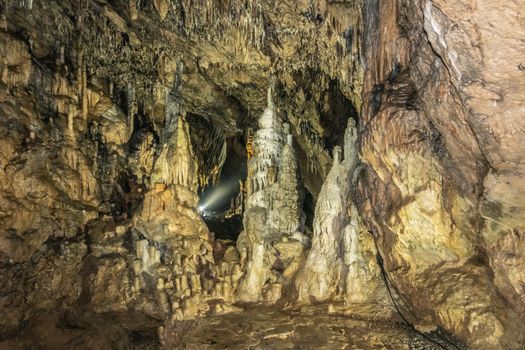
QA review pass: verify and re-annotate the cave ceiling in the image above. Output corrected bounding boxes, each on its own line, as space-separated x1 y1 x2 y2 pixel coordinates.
1 0 362 189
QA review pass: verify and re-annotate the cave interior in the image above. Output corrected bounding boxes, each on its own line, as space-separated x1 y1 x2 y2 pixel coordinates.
0 0 524 349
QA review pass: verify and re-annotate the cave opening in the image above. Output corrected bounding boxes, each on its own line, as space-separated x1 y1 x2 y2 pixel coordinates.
197 134 248 241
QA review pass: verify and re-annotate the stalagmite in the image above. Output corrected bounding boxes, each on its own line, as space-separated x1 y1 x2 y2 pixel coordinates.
237 242 265 302
236 84 306 302
333 146 342 164
294 118 387 307
295 120 358 302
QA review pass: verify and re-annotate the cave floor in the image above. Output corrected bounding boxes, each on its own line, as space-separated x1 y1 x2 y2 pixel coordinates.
165 305 452 350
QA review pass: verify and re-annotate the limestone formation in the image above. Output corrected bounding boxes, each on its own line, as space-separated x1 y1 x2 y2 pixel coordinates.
153 0 170 21
295 118 387 305
0 0 523 349
134 109 205 242
237 87 306 303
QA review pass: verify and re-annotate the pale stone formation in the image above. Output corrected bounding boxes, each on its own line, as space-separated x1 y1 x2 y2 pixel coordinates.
128 92 222 322
153 0 170 21
296 118 387 305
134 101 205 241
236 210 269 302
237 87 306 303
273 141 305 235
295 121 356 302
151 102 198 192
245 86 285 210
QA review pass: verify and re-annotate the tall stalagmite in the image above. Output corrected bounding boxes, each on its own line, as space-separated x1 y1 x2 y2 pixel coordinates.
237 86 306 303
295 118 388 306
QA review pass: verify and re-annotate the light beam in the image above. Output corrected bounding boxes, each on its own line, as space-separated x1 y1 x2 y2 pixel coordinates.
198 179 239 212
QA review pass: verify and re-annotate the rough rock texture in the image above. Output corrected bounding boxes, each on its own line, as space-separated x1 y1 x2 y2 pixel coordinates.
0 0 523 349
134 111 206 241
160 304 452 349
296 118 388 307
237 88 306 303
357 0 525 348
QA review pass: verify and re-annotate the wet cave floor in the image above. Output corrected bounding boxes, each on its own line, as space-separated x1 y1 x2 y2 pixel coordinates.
164 305 460 350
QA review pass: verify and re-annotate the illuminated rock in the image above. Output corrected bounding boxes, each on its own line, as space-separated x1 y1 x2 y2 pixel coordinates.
135 104 205 241
237 86 305 303
153 0 169 21
296 119 388 305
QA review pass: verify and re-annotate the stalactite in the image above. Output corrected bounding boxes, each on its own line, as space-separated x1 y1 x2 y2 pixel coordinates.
81 56 87 120
127 83 136 130
129 0 138 20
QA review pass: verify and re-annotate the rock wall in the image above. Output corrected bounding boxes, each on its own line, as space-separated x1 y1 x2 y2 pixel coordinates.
0 27 139 340
357 0 525 348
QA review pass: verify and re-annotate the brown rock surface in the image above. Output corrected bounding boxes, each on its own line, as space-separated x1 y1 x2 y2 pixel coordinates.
0 0 523 349
358 0 525 348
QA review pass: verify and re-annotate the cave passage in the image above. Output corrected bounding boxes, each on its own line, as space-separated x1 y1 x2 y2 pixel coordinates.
198 135 247 241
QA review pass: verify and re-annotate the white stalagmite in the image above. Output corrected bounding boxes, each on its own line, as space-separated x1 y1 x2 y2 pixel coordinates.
237 84 305 303
246 86 285 207
295 118 389 306
295 141 352 302
272 140 304 235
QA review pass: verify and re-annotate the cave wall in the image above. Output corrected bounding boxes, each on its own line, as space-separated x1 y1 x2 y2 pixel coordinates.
357 0 525 348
